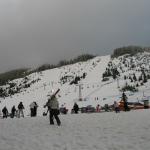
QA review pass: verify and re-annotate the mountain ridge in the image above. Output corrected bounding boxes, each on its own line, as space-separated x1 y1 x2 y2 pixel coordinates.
1 50 150 116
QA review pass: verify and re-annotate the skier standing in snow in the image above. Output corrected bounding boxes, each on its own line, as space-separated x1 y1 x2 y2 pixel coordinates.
2 106 9 118
45 89 61 126
18 102 25 118
11 105 16 118
29 102 35 117
33 102 38 117
73 102 79 114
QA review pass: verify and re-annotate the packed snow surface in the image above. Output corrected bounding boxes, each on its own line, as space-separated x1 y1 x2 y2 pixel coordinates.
0 110 150 150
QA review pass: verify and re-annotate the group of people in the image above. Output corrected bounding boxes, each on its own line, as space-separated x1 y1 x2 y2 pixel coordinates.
1 89 130 127
1 102 25 118
71 91 129 114
1 101 39 119
29 102 38 117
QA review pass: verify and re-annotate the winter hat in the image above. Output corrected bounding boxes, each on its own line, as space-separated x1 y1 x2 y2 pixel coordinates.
51 89 55 95
47 89 55 97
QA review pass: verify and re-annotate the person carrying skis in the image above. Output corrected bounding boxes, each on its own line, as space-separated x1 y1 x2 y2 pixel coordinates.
45 89 61 126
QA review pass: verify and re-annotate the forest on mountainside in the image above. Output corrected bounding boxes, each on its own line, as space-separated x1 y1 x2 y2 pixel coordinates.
111 46 150 58
0 54 95 86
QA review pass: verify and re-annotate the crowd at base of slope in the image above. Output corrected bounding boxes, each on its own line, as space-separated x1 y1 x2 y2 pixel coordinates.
0 101 38 119
0 92 149 126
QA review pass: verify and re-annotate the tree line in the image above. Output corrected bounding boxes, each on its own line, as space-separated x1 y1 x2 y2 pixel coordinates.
0 54 95 86
35 54 95 72
0 69 29 86
111 46 150 58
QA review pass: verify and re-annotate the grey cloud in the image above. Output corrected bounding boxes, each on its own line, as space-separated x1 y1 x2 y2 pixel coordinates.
0 0 150 73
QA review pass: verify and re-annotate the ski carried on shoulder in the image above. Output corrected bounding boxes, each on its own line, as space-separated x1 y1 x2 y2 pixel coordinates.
43 89 60 116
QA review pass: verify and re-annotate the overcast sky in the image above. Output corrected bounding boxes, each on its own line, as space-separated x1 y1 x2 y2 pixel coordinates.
0 0 150 73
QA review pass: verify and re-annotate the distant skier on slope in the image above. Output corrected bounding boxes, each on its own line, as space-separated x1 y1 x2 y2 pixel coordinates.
44 89 61 126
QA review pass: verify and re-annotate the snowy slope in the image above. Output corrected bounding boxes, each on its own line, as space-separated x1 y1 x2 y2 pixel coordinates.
0 56 110 115
1 53 150 150
0 110 150 150
0 53 150 116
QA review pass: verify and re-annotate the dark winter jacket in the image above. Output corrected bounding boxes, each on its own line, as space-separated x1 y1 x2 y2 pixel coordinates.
18 102 24 110
73 103 79 112
2 107 8 115
11 106 16 114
